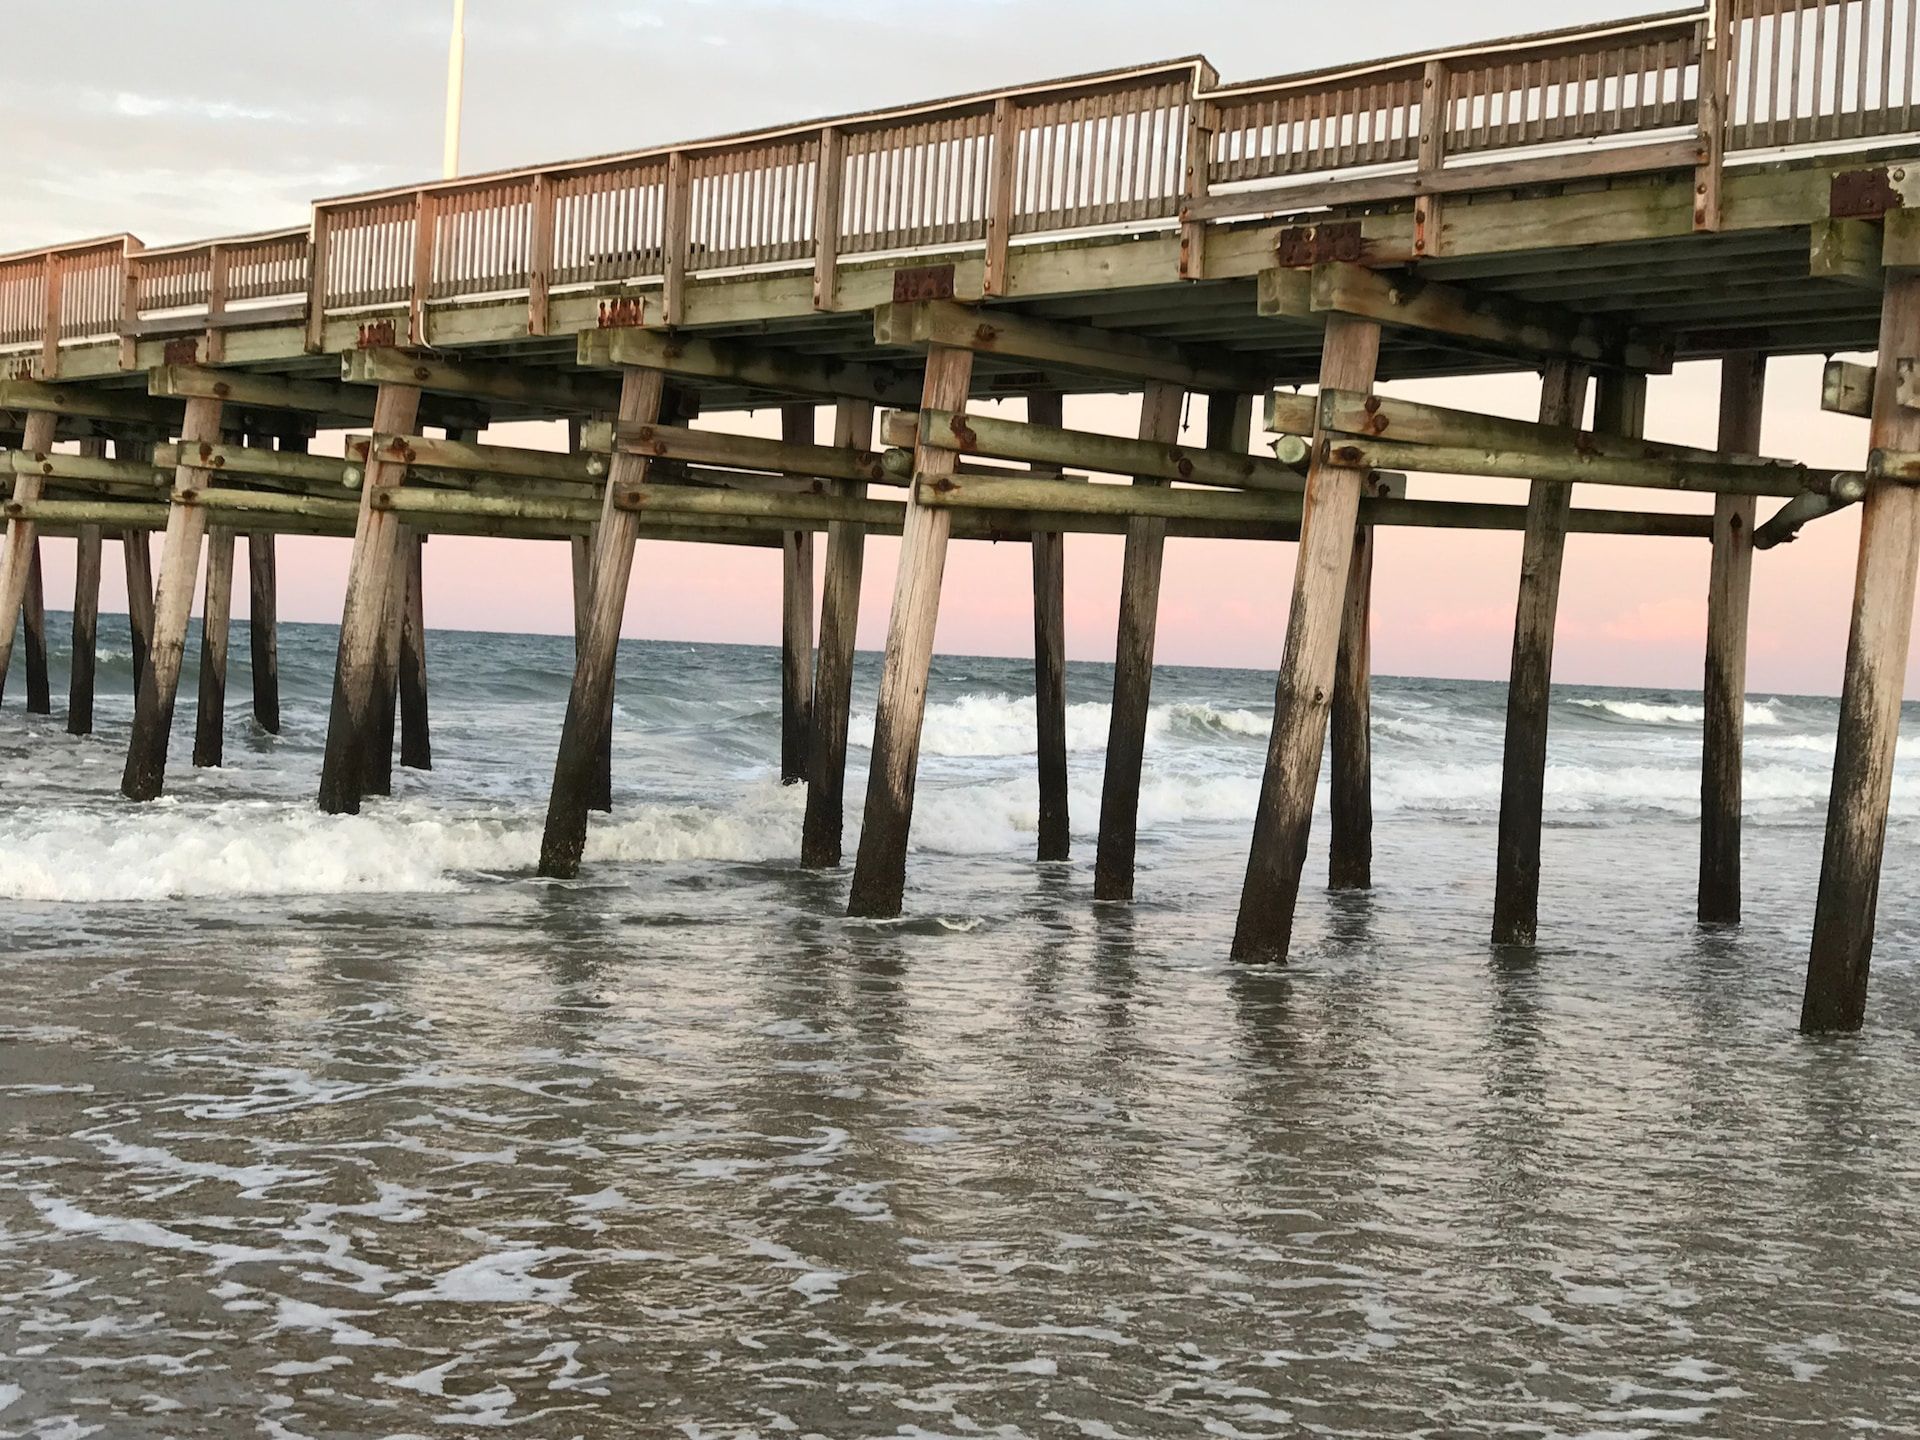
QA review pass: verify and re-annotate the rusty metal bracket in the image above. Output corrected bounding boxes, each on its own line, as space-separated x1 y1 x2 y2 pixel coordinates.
1832 168 1902 220
356 319 398 350
598 297 648 329
1275 221 1365 269
893 264 956 303
162 337 201 367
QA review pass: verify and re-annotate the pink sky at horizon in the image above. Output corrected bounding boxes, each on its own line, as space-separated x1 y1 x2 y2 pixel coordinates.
21 351 1898 701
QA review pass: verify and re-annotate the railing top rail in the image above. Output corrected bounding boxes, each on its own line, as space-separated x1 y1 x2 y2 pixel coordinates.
136 225 310 259
0 232 142 267
1206 6 1706 100
314 55 1216 211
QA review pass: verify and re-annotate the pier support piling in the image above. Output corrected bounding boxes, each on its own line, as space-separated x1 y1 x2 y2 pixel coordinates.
317 381 422 814
781 403 816 784
0 410 59 709
191 527 235 768
1026 390 1072 864
248 532 280 734
1700 352 1765 924
124 528 155 685
23 544 51 715
565 417 613 812
1803 271 1920 1033
1093 380 1192 902
800 397 874 868
123 397 224 801
1329 501 1376 891
1489 361 1620 946
540 368 666 877
847 343 975 917
1232 313 1381 962
399 530 431 771
68 440 105 737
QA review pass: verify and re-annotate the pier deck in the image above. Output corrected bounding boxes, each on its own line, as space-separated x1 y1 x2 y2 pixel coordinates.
3 1 1918 1030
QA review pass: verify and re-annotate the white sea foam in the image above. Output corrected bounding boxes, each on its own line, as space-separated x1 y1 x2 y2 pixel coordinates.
1571 697 1782 727
849 693 1268 758
0 787 803 903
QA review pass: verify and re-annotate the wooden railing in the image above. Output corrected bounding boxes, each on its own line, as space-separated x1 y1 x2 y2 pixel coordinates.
3 3 1919 371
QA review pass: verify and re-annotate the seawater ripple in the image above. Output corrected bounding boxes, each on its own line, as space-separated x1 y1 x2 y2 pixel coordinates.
2 619 1919 1436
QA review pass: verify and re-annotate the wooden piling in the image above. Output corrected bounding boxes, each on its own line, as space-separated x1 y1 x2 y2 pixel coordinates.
68 443 104 737
1027 390 1071 863
23 543 51 715
1232 314 1382 961
800 397 874 868
123 397 224 801
781 403 816 784
317 382 422 814
191 527 235 768
565 417 613 812
1700 352 1765 924
364 537 405 798
1329 502 1375 890
0 410 59 708
1803 272 1920 1033
540 368 666 878
398 530 431 770
847 343 975 917
1093 381 1190 902
123 527 155 687
248 531 280 734
1490 362 1623 947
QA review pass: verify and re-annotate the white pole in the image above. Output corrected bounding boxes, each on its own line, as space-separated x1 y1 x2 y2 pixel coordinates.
442 0 466 179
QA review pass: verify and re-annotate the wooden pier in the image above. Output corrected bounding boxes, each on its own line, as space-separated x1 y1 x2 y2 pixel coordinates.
3 1 1918 1030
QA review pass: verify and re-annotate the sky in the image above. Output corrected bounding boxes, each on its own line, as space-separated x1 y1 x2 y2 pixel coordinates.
0 1 1893 696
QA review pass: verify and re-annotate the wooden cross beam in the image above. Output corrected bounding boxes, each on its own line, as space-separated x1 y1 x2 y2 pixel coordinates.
345 433 607 485
872 299 1273 394
578 326 920 406
150 364 490 433
1259 261 1672 372
584 418 889 486
0 378 182 428
344 349 623 415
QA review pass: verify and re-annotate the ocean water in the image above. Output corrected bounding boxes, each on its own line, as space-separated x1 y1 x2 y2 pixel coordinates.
3 615 1920 1438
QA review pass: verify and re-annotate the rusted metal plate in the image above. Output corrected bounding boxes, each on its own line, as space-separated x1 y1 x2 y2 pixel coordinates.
893 264 956 303
1274 220 1364 269
597 297 648 329
1832 168 1901 219
356 319 398 349
162 337 200 367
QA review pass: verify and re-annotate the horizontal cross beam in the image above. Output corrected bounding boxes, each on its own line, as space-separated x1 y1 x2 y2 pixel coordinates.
579 326 920 406
873 299 1273 393
1260 261 1672 372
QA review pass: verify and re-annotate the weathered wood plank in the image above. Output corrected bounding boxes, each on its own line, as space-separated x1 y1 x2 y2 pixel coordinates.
1804 271 1920 1032
1701 352 1765 925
